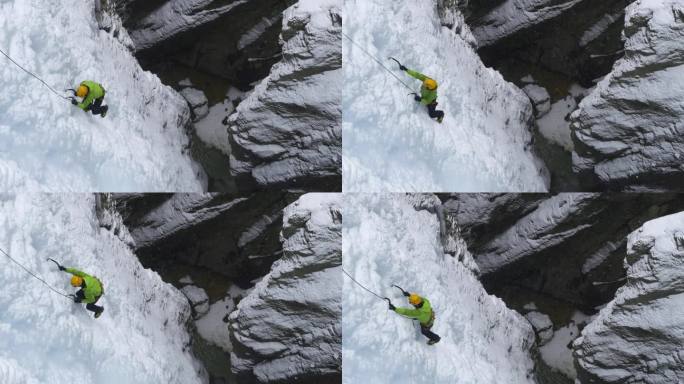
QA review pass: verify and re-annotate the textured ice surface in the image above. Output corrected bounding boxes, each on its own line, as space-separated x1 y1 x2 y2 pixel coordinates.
343 0 548 192
0 194 206 384
0 0 206 191
343 194 536 383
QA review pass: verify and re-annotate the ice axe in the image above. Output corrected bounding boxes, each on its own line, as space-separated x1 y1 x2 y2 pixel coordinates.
389 57 404 70
47 258 64 270
392 284 410 297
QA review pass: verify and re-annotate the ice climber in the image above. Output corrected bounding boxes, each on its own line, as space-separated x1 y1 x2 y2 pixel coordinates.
59 265 105 318
69 80 108 117
397 64 444 123
388 292 441 345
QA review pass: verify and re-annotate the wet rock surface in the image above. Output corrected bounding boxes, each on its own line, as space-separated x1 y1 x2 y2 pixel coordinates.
574 212 684 383
571 0 684 191
230 194 342 383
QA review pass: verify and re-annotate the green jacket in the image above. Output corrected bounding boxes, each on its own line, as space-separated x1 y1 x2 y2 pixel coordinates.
66 267 103 303
77 81 105 111
406 69 437 105
394 297 435 327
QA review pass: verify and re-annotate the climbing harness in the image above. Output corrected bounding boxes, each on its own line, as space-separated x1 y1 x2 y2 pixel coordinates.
0 47 70 101
0 246 73 299
341 31 415 93
342 267 389 302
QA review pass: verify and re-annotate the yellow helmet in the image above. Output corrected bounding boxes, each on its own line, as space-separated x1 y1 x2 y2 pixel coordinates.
423 78 437 91
71 276 83 287
76 85 88 98
409 293 422 305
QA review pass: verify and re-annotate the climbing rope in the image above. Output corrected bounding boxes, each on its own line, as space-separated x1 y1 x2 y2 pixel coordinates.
0 246 73 299
342 267 388 301
0 47 69 100
341 31 415 92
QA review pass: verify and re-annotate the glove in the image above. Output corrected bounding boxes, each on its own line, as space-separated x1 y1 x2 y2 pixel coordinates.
59 266 66 271
71 295 80 303
388 302 396 311
399 64 407 71
71 99 78 106
414 95 421 102
402 291 410 297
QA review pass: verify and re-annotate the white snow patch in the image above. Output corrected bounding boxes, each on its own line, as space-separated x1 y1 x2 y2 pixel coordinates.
539 311 591 378
195 296 235 352
537 84 589 151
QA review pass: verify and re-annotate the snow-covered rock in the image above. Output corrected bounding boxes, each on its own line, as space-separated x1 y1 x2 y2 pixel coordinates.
574 212 684 383
343 0 549 192
522 83 551 117
343 193 536 383
0 0 206 191
0 194 206 384
228 0 342 190
230 193 342 383
571 0 684 191
181 285 210 317
466 0 583 47
525 311 553 345
179 88 209 122
122 0 251 51
120 193 290 278
442 193 684 304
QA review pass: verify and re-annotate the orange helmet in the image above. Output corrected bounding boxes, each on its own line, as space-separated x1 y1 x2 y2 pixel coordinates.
409 293 422 305
423 78 437 91
76 85 88 98
71 276 83 287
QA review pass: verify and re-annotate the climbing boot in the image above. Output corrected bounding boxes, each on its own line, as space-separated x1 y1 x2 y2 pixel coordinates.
100 105 108 118
94 308 104 319
427 338 440 345
437 116 444 124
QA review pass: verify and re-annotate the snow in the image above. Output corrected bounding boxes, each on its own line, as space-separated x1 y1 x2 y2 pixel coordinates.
0 0 206 192
537 84 588 151
194 98 233 155
524 311 553 345
195 296 234 352
539 311 590 378
579 10 624 47
0 194 206 384
343 193 536 384
343 0 549 192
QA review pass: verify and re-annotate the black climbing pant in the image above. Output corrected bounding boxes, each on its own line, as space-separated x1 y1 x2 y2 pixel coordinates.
87 97 107 116
427 102 444 121
76 289 103 315
421 324 441 343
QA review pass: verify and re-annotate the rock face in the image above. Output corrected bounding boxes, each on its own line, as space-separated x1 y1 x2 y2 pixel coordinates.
465 0 584 47
574 212 684 383
230 194 342 383
571 0 684 191
441 193 684 305
228 0 342 191
114 192 298 280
